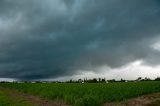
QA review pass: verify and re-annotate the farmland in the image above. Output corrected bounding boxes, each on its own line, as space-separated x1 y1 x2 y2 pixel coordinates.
0 81 160 106
0 87 35 106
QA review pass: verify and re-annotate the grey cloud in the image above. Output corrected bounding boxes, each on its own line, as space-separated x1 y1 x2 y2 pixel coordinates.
0 0 160 80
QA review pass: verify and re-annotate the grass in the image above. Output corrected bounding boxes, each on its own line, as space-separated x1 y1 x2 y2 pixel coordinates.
0 81 160 106
0 91 11 106
0 87 35 106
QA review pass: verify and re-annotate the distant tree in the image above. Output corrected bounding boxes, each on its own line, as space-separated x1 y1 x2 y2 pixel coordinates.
101 78 106 83
78 79 82 83
69 79 73 83
136 77 142 81
120 78 125 82
35 81 41 83
84 78 87 82
0 81 6 83
98 78 101 82
155 77 160 81
143 77 151 81
107 79 116 83
92 78 98 83
86 78 98 83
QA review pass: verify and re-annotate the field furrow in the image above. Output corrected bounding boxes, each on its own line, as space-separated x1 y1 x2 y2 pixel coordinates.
0 81 160 106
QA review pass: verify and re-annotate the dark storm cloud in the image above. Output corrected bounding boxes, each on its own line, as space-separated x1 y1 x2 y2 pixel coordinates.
0 0 160 80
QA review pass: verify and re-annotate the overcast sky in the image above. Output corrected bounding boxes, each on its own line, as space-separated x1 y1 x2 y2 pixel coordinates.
0 0 160 81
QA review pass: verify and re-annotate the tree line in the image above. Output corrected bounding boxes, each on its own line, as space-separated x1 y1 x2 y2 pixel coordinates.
0 77 160 83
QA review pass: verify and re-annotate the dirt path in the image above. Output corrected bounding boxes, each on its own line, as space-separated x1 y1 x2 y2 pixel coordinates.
104 93 160 106
0 87 69 106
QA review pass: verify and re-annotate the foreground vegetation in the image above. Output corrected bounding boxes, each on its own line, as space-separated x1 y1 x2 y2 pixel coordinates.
0 87 35 106
0 81 160 106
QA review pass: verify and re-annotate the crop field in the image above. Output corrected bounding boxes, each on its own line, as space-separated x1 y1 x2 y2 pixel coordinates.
0 88 35 106
0 81 160 106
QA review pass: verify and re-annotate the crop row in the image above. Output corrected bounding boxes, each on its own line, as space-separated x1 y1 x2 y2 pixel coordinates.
0 81 160 106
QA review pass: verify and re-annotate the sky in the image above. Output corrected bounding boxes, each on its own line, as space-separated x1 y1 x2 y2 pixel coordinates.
0 0 160 81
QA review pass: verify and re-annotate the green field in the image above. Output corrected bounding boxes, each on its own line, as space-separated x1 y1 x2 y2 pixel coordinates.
0 81 160 106
0 87 35 106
